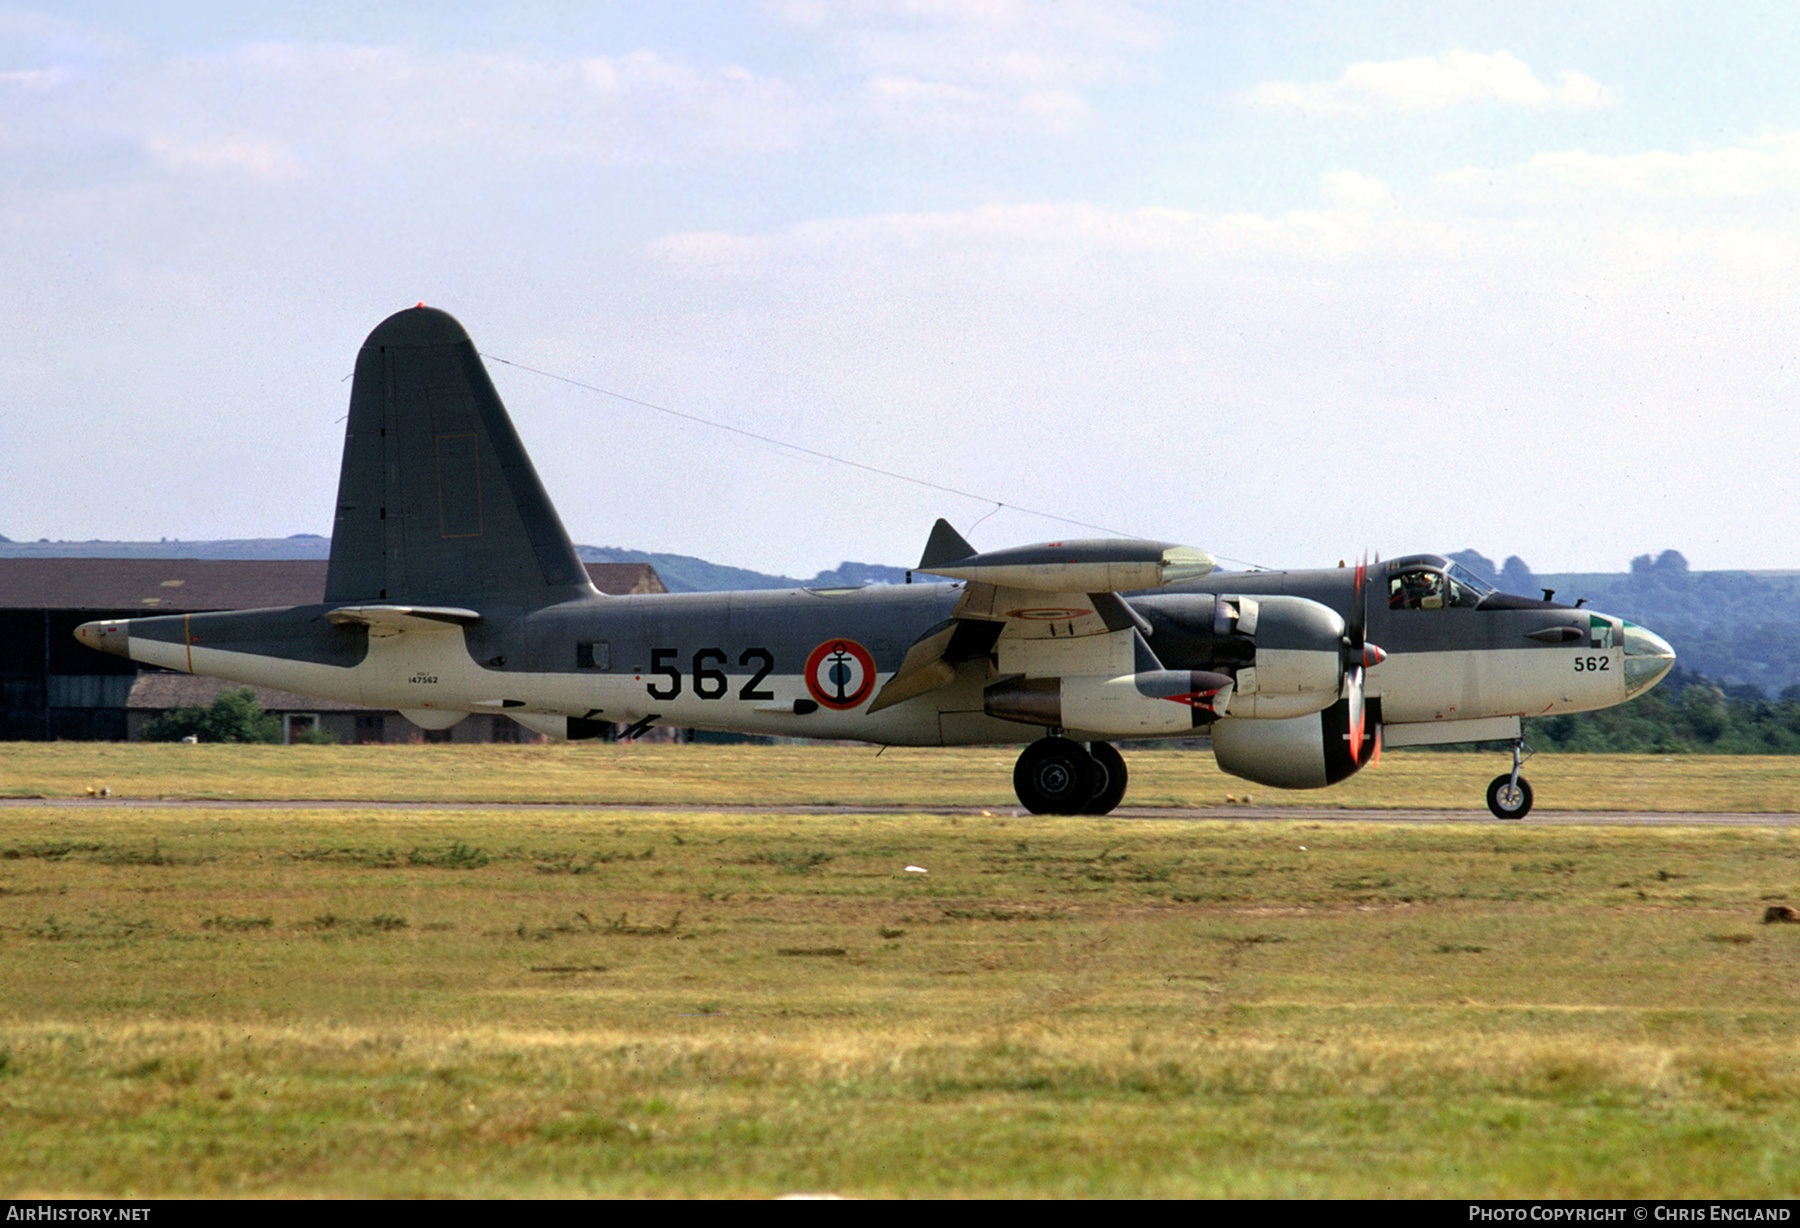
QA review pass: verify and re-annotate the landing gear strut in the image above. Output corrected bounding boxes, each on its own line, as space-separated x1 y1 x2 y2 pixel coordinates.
1013 737 1129 815
1085 742 1129 815
1486 734 1534 819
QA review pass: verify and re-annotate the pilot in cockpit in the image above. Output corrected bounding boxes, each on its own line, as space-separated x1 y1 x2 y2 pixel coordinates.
1389 569 1445 610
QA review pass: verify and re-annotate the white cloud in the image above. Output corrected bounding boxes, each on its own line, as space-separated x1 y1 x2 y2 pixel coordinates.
650 180 1432 280
144 132 306 181
775 0 1165 133
1441 132 1800 206
863 72 1090 133
130 41 806 177
0 66 67 90
1245 50 1613 115
1322 169 1394 210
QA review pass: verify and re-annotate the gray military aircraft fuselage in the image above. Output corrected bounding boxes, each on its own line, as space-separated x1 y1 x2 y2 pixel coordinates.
76 307 1676 818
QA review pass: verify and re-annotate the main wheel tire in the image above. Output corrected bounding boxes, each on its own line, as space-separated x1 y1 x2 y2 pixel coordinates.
1486 774 1533 819
1014 737 1096 815
1083 742 1129 815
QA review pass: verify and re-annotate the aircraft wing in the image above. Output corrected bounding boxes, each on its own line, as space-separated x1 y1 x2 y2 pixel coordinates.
868 521 1211 713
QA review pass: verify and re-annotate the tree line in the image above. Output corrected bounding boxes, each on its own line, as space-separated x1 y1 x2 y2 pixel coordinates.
1527 667 1800 754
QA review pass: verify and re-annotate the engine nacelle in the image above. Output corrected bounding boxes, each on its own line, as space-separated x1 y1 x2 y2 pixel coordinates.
1223 595 1344 718
985 670 1234 738
1139 593 1345 720
1209 698 1368 789
981 592 1347 738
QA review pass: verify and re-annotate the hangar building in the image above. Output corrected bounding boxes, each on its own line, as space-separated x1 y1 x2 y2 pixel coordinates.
0 558 664 742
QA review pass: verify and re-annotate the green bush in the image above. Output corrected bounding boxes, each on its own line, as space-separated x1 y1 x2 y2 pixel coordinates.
141 688 281 744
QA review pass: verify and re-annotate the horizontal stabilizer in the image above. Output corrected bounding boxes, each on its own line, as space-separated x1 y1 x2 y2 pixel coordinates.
327 605 482 634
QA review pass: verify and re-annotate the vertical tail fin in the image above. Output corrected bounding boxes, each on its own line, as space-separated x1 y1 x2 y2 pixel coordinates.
323 306 595 607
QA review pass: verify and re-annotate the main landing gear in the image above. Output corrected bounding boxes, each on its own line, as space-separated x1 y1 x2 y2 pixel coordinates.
1014 736 1129 816
1486 734 1534 820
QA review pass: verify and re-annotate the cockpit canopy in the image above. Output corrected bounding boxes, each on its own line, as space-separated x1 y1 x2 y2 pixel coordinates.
1384 555 1503 611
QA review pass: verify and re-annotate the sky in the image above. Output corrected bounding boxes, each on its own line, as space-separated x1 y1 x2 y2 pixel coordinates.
5 1 1799 579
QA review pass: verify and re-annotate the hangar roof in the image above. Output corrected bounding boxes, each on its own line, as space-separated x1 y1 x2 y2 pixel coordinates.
0 559 665 610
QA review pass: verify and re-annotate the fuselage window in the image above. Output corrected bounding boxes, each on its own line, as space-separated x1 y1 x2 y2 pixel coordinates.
576 640 610 670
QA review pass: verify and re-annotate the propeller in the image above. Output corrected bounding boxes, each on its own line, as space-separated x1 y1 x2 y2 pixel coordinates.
1343 554 1386 766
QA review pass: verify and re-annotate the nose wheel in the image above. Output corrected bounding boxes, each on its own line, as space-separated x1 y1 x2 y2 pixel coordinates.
1486 734 1534 819
1486 773 1533 819
1014 737 1130 815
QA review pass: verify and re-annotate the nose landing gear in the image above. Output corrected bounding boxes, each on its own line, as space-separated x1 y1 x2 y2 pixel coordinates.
1486 734 1534 819
1013 736 1130 815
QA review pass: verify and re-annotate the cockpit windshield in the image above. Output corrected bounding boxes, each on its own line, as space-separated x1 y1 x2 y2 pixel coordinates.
1446 563 1496 605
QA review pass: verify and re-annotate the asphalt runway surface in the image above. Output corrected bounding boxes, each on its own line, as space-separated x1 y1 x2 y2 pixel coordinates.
4 796 1797 826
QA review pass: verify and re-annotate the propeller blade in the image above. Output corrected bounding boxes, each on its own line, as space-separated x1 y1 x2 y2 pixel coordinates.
1340 552 1387 767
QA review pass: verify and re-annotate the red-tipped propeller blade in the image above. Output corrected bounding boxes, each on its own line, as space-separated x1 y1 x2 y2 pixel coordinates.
1343 553 1383 767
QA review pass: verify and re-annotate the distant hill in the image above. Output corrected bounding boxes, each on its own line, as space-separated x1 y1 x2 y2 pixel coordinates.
0 536 922 595
571 546 921 593
0 535 333 561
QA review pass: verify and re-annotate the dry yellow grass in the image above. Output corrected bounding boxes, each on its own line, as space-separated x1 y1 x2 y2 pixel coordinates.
2 745 1799 1196
4 741 1798 811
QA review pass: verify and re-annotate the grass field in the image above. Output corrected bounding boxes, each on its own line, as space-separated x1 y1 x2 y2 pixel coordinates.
1 743 1798 1198
7 740 1800 812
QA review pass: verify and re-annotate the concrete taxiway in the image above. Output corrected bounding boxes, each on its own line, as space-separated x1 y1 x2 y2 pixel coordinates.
2 796 1796 826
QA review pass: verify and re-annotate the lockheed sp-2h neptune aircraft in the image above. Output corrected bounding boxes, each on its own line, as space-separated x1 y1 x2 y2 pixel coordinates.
76 306 1677 818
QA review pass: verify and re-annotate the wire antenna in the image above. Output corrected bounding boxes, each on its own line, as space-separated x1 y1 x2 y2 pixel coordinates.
481 352 1141 541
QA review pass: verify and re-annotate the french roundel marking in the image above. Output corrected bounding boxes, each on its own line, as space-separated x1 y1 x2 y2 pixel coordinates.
1005 607 1090 621
804 639 876 710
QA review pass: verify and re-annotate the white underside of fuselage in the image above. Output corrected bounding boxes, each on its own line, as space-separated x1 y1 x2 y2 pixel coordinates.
125 620 1628 750
1368 643 1625 723
126 629 970 745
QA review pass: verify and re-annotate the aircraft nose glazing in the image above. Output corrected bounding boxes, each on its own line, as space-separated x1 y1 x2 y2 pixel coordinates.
1620 621 1676 698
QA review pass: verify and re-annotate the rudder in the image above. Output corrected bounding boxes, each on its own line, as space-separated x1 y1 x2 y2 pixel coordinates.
323 306 595 607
